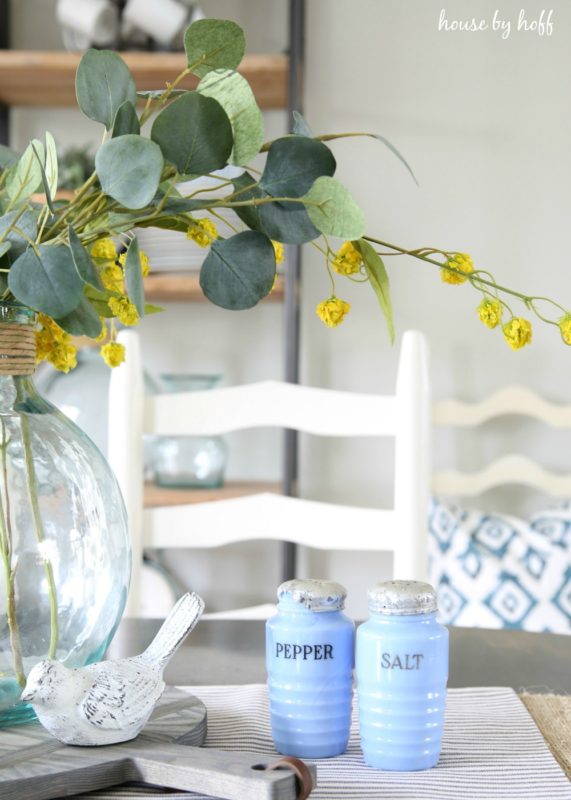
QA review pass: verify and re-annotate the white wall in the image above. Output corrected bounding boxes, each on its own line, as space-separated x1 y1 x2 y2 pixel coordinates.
9 0 571 617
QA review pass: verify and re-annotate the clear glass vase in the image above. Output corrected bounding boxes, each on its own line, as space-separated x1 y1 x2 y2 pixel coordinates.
152 374 228 489
0 305 130 727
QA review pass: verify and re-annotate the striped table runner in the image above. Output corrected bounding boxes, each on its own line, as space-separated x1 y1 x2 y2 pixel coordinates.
80 685 571 799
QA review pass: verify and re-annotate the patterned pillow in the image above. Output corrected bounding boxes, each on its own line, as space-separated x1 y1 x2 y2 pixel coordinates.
428 498 571 633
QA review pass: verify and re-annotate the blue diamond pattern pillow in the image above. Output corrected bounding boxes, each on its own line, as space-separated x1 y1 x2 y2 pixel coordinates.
428 498 571 633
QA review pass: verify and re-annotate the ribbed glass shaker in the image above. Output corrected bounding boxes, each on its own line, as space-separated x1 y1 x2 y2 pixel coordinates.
356 579 449 770
266 579 355 758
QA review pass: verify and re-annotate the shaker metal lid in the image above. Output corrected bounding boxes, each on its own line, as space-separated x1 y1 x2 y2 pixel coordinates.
277 579 347 611
367 580 437 615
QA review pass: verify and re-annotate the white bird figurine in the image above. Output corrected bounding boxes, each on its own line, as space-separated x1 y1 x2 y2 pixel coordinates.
20 592 205 746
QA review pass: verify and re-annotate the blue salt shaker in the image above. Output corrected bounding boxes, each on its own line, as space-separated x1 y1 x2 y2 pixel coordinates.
356 580 449 771
266 579 355 758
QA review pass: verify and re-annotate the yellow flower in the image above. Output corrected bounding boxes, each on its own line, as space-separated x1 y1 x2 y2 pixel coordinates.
35 328 54 362
441 252 474 285
332 241 362 276
90 238 117 261
272 241 285 264
477 297 503 329
118 249 151 277
49 343 77 373
101 264 124 293
558 314 571 345
108 296 139 327
186 218 218 248
503 317 532 350
100 341 125 368
316 296 351 328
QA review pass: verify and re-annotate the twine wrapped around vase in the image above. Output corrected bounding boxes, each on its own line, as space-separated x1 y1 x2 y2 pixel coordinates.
0 323 36 376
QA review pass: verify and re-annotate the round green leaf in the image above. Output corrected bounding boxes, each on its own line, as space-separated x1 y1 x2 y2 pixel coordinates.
95 135 163 209
56 293 103 338
0 209 37 261
259 201 320 244
8 244 83 318
200 231 275 310
303 176 365 240
198 70 263 166
184 19 245 77
76 49 136 130
112 101 140 138
68 226 102 290
260 137 336 198
151 92 233 176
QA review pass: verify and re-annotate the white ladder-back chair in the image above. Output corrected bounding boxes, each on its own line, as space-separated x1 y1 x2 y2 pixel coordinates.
433 387 571 497
108 329 431 618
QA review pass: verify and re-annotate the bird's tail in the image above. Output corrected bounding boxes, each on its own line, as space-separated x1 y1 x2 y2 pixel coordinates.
141 592 205 667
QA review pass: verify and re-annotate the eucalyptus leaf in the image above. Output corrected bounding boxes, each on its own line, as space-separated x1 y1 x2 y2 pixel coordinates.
355 238 394 343
0 209 38 261
259 200 320 244
184 18 245 77
68 226 103 290
76 49 137 129
318 132 418 185
85 284 116 318
124 236 145 316
6 140 44 207
151 92 233 176
45 132 58 199
260 137 336 198
95 135 163 209
303 176 365 239
56 292 102 337
292 111 312 137
31 141 55 213
0 144 18 170
136 215 189 233
144 302 164 315
0 242 11 258
161 198 212 214
198 69 263 165
112 101 140 138
8 244 83 317
200 231 275 309
231 172 265 232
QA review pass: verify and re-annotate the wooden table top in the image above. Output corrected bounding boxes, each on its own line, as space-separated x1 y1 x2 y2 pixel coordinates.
108 619 571 694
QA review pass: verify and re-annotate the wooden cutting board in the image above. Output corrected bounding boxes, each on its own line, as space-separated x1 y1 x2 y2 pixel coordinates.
0 688 315 799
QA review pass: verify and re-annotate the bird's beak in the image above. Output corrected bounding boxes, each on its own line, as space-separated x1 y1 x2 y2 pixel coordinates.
21 689 36 703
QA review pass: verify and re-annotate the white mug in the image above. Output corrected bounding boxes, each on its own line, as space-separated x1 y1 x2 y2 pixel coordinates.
123 0 189 46
56 0 119 47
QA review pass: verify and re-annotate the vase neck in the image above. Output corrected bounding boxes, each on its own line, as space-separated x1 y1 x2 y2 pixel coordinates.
0 375 38 413
0 304 37 379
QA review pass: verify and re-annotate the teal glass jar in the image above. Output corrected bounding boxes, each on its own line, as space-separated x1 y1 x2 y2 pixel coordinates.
0 304 130 727
152 374 227 488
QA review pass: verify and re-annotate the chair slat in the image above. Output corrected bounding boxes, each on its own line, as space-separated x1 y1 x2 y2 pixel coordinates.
433 454 571 497
433 386 571 428
143 493 397 551
143 380 398 437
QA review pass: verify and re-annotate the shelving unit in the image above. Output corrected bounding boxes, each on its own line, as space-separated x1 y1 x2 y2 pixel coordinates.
144 480 280 508
0 51 288 109
144 273 284 303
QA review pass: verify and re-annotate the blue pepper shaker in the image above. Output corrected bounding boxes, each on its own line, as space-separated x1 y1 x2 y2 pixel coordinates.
356 580 449 771
266 579 355 758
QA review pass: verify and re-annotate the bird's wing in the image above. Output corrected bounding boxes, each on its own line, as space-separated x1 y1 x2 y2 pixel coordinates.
79 661 164 731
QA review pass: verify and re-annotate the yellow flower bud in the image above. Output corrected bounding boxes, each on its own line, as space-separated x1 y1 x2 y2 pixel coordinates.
101 264 124 293
316 296 351 328
100 341 126 368
502 317 532 350
332 241 362 276
186 218 219 248
272 240 285 264
90 238 117 261
48 343 77 373
441 252 474 285
108 296 139 327
477 297 503 329
558 314 571 345
119 249 151 277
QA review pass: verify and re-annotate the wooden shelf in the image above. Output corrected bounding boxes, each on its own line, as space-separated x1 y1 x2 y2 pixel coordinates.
0 51 288 109
144 272 284 303
144 480 280 508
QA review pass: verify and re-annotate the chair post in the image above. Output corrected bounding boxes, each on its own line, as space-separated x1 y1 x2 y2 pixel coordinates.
393 330 430 581
107 330 144 617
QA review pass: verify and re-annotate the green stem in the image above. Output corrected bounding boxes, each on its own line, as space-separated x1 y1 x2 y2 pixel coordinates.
18 400 58 660
0 421 25 687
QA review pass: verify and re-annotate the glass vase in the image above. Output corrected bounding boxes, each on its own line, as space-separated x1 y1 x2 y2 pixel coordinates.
0 304 130 727
152 374 228 489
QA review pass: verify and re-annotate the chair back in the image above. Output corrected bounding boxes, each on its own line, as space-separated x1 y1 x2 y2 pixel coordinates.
108 329 431 616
